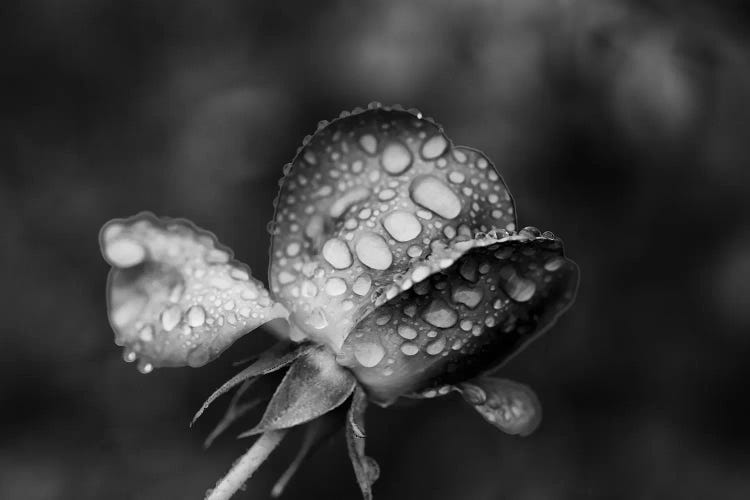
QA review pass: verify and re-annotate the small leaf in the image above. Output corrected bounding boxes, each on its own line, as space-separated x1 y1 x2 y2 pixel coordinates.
203 379 263 448
100 213 289 372
346 386 379 500
238 345 356 437
271 411 345 497
192 342 311 427
458 377 542 436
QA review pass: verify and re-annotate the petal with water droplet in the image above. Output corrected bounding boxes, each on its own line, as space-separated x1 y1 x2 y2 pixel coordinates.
338 229 578 405
268 107 516 353
100 213 288 370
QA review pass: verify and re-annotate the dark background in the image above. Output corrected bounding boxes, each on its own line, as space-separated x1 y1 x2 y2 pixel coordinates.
4 1 750 499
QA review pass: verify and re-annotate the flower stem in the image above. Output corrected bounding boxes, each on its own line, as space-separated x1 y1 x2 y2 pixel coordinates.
205 429 288 500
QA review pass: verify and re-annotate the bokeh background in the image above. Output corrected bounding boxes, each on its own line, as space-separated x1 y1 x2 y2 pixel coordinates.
4 0 750 498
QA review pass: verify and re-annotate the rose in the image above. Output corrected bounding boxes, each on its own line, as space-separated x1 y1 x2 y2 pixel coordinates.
99 104 578 500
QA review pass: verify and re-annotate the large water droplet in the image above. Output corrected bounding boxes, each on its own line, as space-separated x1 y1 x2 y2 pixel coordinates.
352 274 372 295
354 342 385 367
452 285 484 309
400 343 419 356
105 238 145 268
425 337 447 355
308 308 328 330
421 135 448 159
422 299 458 328
322 238 353 269
359 134 378 154
382 211 422 242
410 175 462 219
160 305 182 332
397 324 418 340
325 277 347 296
186 305 206 327
381 141 413 175
355 232 393 270
499 266 537 302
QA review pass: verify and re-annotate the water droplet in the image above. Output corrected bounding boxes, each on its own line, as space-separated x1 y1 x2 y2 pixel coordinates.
123 349 137 363
459 258 479 283
355 232 393 270
452 285 484 309
460 319 473 331
286 242 301 257
160 305 182 332
305 215 324 240
425 337 446 355
397 325 417 340
381 141 413 175
206 249 230 264
382 211 422 242
278 271 296 285
410 175 462 219
448 171 465 184
105 238 145 268
378 189 396 201
186 305 206 327
354 342 385 367
400 343 419 356
407 245 423 258
544 258 565 271
138 324 154 342
422 299 458 328
308 308 328 329
325 277 347 296
359 134 378 154
138 361 154 374
322 238 353 269
303 149 317 164
421 135 448 159
453 149 468 163
352 274 372 296
499 266 536 302
375 313 391 326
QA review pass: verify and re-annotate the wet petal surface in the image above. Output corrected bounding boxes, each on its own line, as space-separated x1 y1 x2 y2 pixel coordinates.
336 229 579 405
269 105 515 352
100 213 288 371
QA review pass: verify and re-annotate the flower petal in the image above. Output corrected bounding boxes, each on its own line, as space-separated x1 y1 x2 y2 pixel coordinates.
337 228 579 405
100 213 288 372
457 378 542 436
268 105 516 352
238 345 356 436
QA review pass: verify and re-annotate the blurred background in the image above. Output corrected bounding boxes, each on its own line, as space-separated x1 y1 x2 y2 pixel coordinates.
4 0 750 498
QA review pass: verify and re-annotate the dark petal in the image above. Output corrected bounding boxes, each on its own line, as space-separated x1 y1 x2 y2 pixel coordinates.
270 410 345 497
346 386 379 500
338 229 579 405
100 213 288 372
457 377 542 436
268 105 515 351
238 345 356 436
191 342 311 427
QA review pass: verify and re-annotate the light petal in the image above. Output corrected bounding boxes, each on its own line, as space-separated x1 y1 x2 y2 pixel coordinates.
268 105 516 351
99 213 288 372
337 228 579 405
